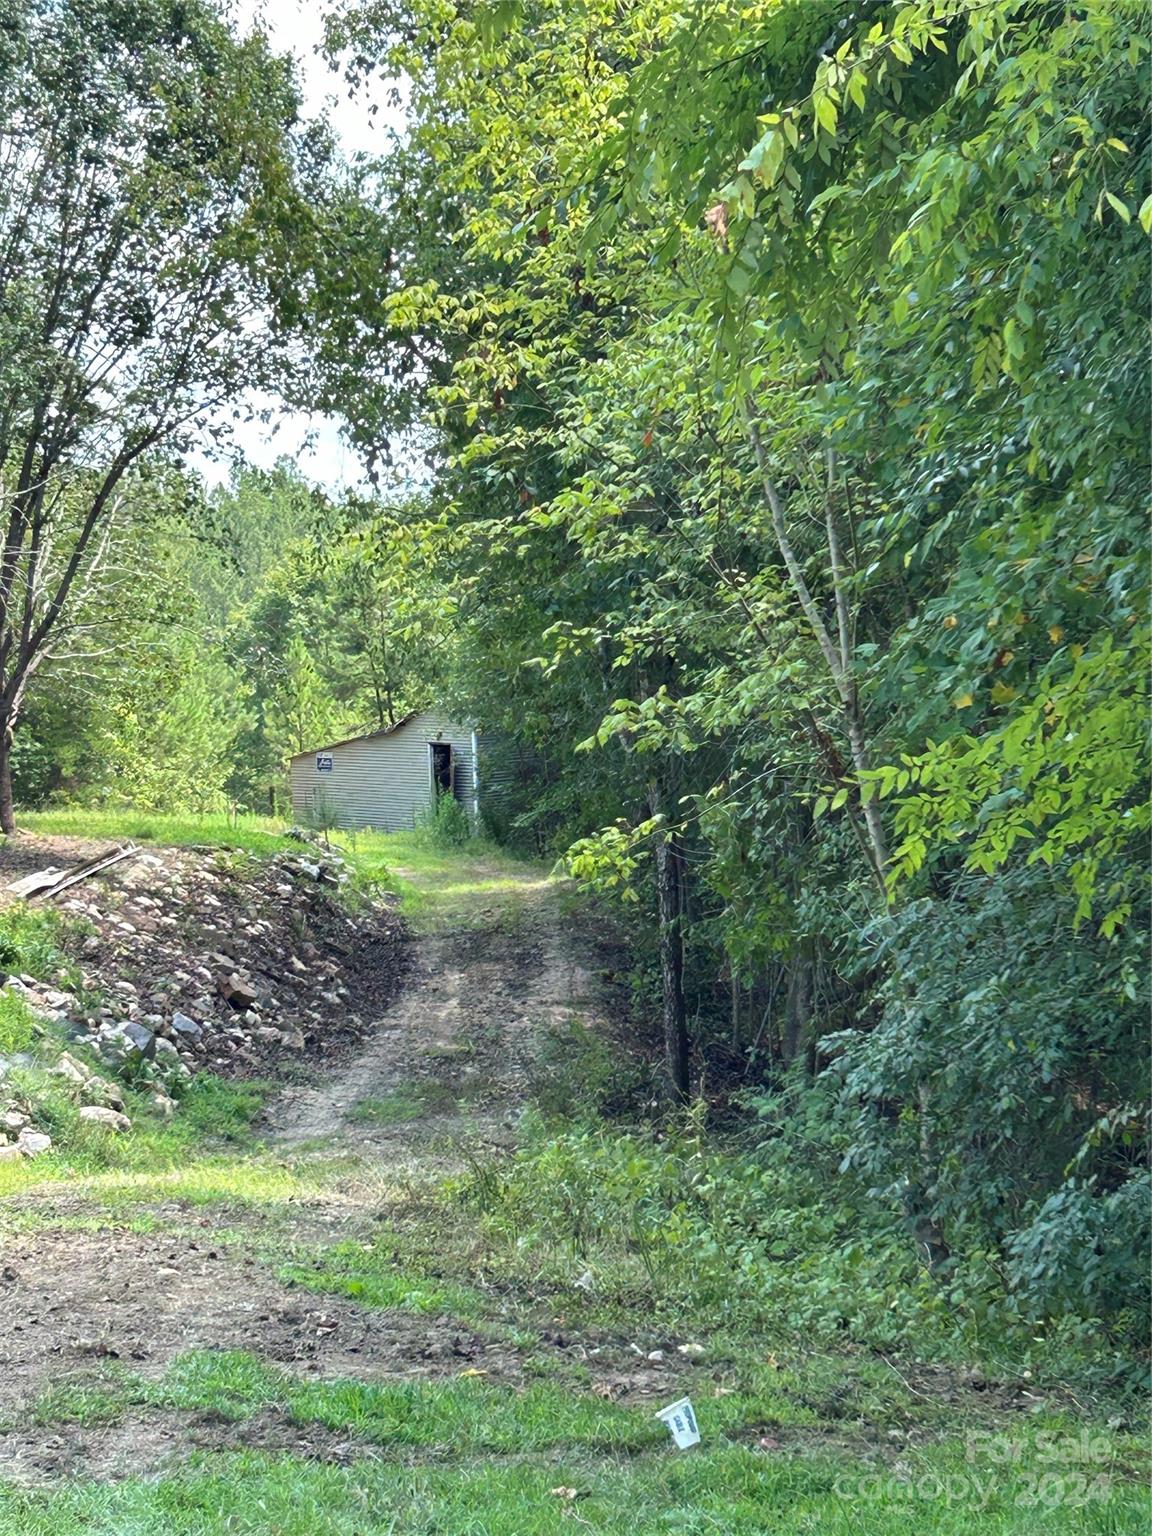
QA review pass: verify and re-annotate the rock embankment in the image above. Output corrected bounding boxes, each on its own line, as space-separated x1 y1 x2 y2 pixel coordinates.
0 835 410 1153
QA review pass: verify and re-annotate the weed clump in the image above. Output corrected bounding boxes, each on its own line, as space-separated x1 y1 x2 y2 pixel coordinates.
0 904 67 982
417 794 481 849
0 988 41 1055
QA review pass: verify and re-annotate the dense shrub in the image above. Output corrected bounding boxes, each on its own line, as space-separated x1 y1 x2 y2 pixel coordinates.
418 794 480 849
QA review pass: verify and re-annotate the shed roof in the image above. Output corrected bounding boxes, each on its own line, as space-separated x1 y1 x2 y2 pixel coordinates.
287 711 423 763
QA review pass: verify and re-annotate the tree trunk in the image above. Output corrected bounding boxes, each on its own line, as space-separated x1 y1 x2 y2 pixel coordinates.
0 721 15 835
908 1084 950 1273
746 415 890 898
781 948 813 1066
746 413 952 1264
650 779 689 1102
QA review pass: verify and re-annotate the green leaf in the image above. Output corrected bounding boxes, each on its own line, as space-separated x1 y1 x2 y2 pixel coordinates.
814 94 838 138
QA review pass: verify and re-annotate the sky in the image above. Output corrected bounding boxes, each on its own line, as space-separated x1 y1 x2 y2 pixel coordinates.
191 1 406 494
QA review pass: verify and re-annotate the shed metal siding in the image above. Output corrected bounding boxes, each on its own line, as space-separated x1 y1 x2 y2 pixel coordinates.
289 711 478 831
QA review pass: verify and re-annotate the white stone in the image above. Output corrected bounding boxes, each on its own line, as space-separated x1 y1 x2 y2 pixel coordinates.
79 1105 131 1133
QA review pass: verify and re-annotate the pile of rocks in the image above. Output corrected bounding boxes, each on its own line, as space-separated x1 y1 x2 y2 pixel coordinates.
0 838 409 1142
0 1115 51 1161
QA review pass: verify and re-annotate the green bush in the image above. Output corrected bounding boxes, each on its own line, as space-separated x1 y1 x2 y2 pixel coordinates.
460 1111 927 1341
528 1018 652 1120
417 794 477 849
1006 1171 1151 1326
455 1109 1144 1380
826 870 1150 1335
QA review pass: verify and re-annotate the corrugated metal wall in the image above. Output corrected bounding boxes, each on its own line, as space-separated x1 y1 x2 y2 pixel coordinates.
289 710 478 832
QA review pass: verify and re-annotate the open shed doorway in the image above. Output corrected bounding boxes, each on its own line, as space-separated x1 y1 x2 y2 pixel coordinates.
430 741 453 799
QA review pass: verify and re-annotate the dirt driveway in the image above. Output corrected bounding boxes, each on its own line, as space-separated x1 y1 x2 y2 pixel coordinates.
0 855 627 1483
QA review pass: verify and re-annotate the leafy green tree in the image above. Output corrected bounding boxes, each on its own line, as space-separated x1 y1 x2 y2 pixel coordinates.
317 0 1150 1320
102 635 244 813
0 0 333 830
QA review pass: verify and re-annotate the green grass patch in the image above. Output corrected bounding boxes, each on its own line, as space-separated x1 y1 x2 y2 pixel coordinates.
28 1348 661 1453
15 809 296 857
0 1160 345 1257
347 1080 461 1124
0 1073 272 1197
326 827 548 932
0 901 69 981
157 1351 656 1452
29 1376 132 1428
0 987 41 1053
279 1238 486 1317
7 1391 1148 1534
347 1087 427 1125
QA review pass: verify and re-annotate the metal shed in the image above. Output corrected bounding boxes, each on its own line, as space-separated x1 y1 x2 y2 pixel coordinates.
288 709 481 832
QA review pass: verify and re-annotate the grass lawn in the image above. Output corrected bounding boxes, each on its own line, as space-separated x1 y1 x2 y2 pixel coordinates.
1 1433 1143 1534
325 825 552 931
6 1343 1146 1534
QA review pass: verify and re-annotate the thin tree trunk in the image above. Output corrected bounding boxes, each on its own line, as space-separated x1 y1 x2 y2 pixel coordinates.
746 413 889 899
781 948 813 1066
747 409 950 1266
907 1084 951 1274
650 777 689 1102
0 719 15 835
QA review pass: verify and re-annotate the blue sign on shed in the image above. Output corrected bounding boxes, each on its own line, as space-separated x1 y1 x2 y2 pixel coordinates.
316 752 334 773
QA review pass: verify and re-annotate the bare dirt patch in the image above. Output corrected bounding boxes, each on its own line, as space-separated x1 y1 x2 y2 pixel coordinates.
0 1223 518 1421
0 1405 380 1486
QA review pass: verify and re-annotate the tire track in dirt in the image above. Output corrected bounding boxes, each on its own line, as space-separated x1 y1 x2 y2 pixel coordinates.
266 872 607 1154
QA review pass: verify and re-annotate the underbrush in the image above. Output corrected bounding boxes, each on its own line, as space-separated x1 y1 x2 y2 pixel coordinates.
0 902 70 980
347 1080 461 1124
0 988 41 1054
528 1018 655 1120
415 792 483 849
449 1112 1146 1398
